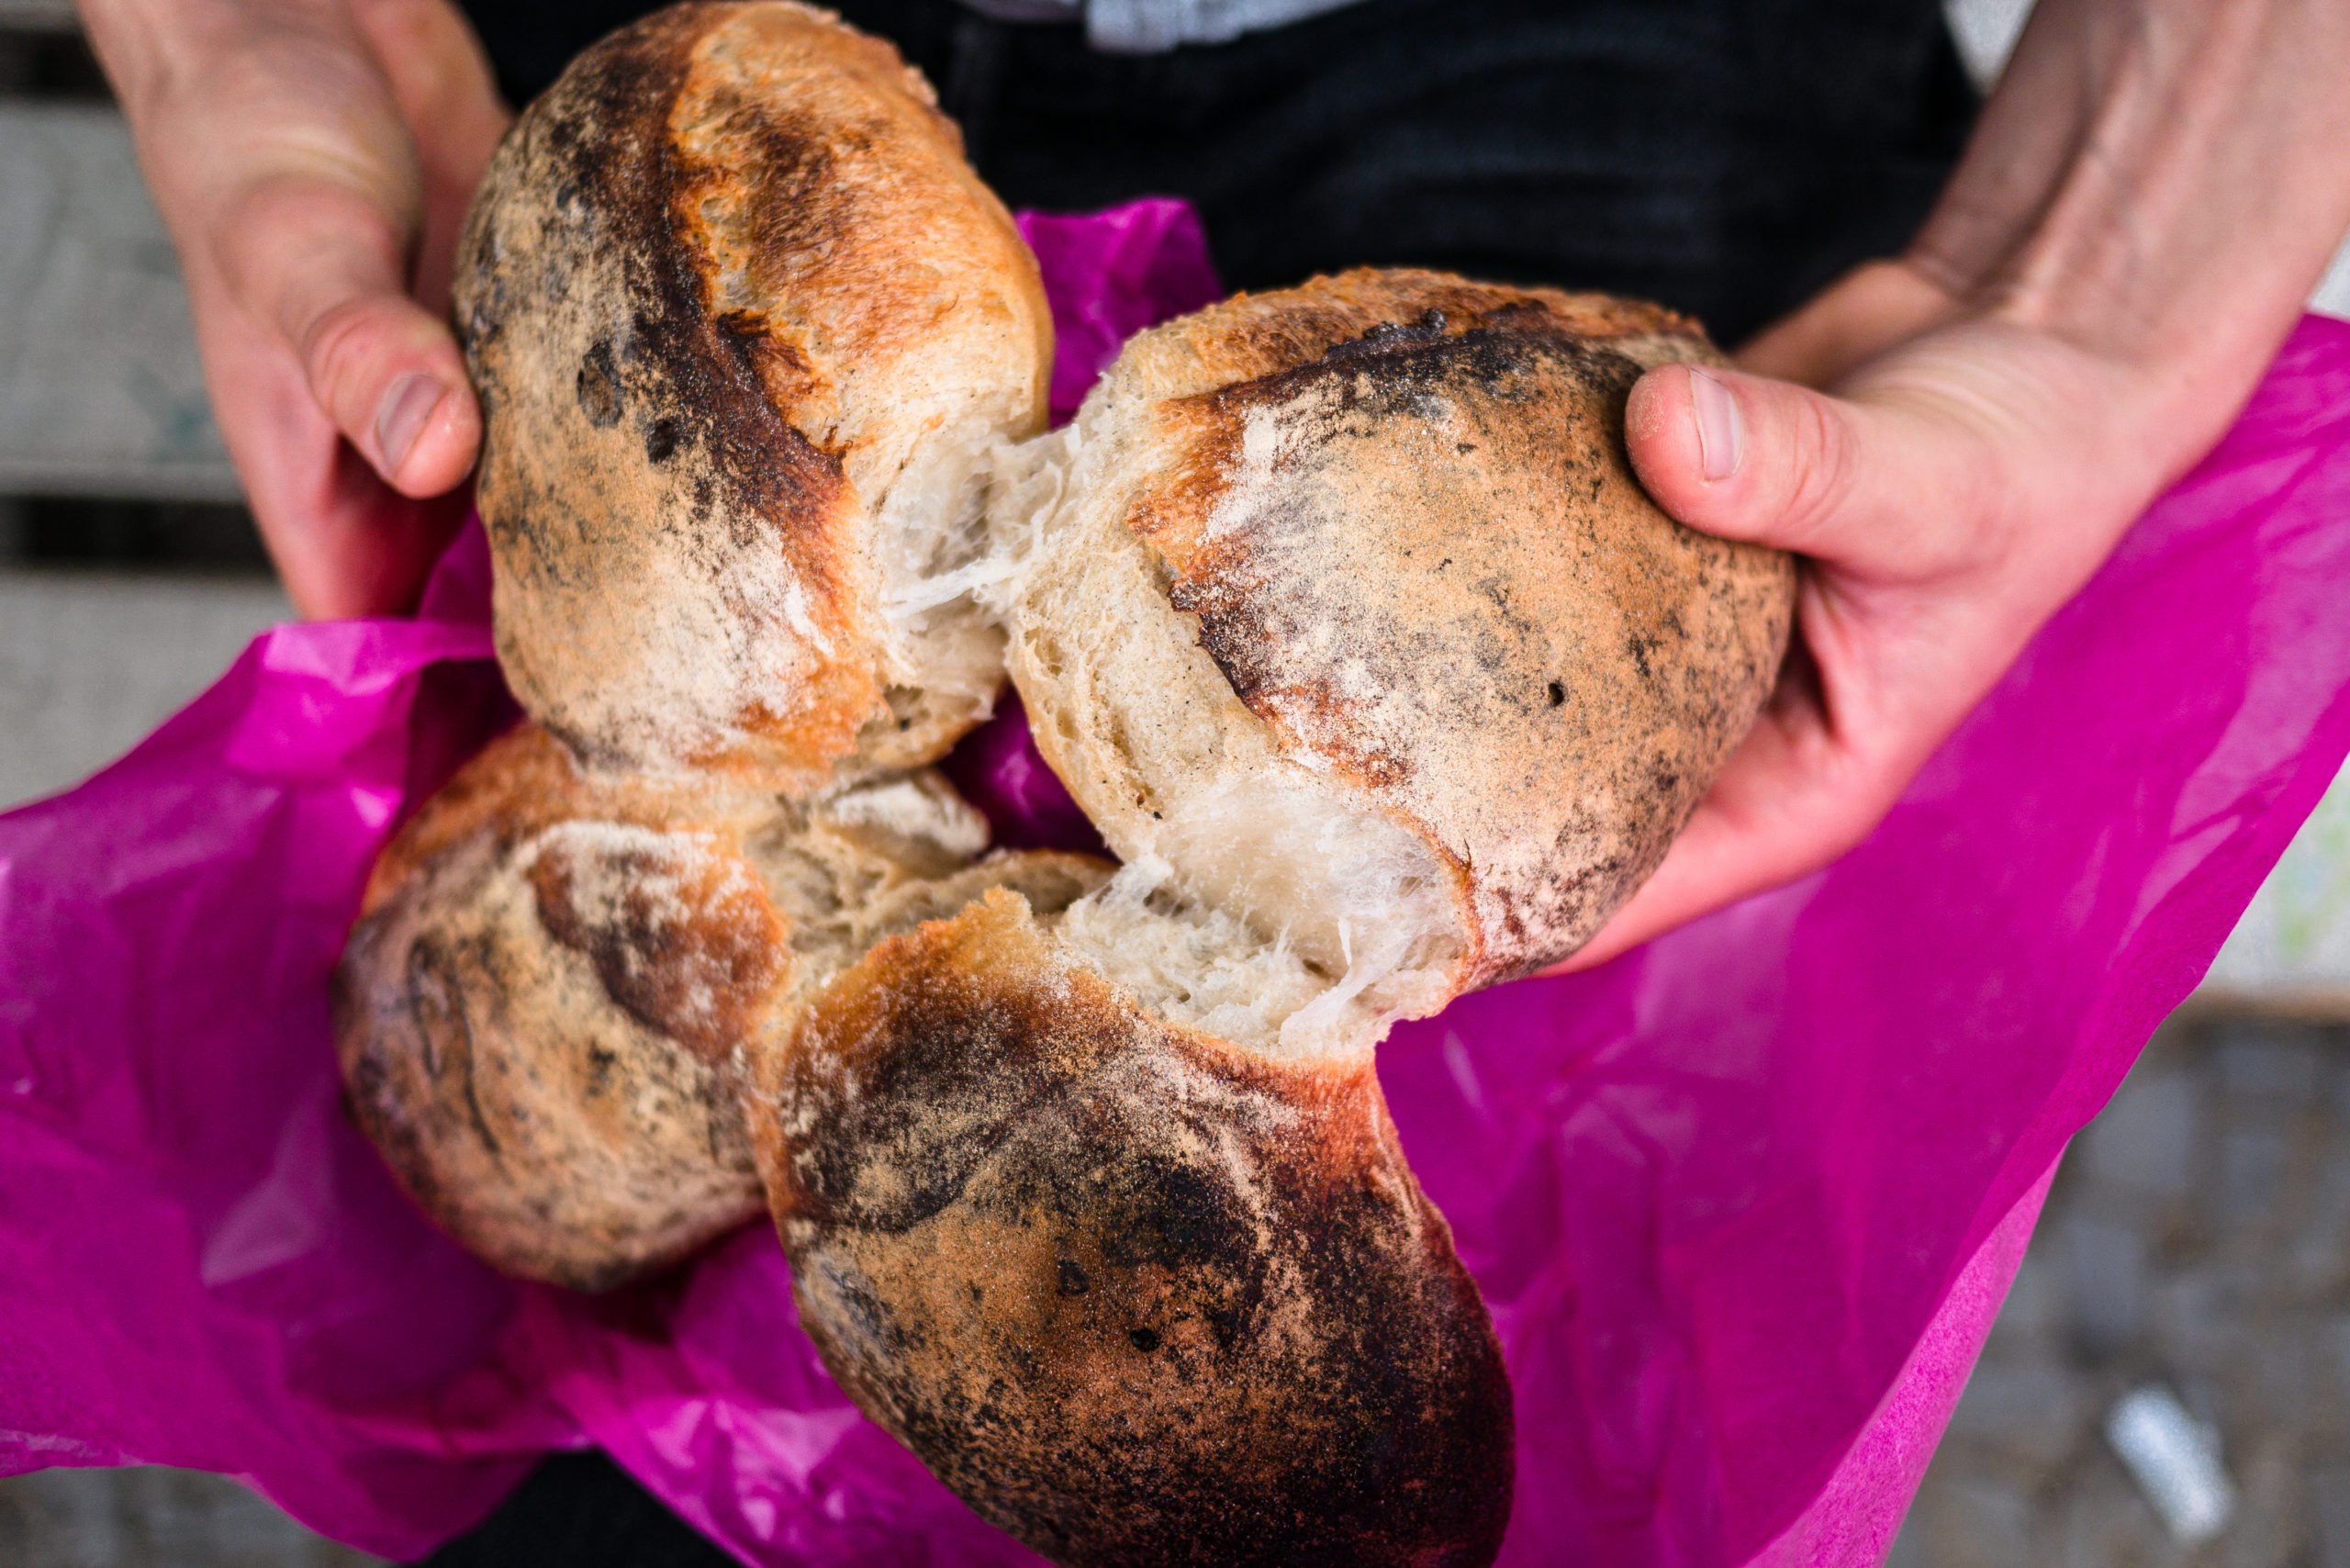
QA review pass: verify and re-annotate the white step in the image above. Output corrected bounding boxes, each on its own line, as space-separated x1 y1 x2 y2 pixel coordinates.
0 570 285 810
0 104 238 500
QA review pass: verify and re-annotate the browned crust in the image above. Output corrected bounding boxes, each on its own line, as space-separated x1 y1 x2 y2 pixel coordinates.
334 725 786 1289
1112 267 1701 401
456 2 1048 786
1120 270 1795 985
748 890 1514 1566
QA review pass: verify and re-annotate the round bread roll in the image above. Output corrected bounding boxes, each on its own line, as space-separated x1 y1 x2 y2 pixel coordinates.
454 1 1051 790
334 722 1009 1289
994 270 1796 1036
750 884 1512 1568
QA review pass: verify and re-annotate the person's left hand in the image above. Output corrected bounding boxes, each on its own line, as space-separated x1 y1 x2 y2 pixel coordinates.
1558 0 2350 972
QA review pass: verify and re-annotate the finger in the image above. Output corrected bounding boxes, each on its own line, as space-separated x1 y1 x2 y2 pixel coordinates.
1623 360 1997 578
215 174 481 498
184 275 463 619
350 0 512 308
1734 260 1956 386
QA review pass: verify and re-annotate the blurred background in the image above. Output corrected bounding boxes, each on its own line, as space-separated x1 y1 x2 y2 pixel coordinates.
4 0 2350 1562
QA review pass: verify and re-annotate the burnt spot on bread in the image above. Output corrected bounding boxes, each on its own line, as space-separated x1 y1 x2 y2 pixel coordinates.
576 341 623 427
755 892 1515 1567
643 417 681 463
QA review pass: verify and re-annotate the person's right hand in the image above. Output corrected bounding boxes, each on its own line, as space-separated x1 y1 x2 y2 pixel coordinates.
78 0 509 617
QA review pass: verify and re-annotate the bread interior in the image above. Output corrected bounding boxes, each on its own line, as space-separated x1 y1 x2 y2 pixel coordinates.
864 415 1020 757
974 420 1463 1057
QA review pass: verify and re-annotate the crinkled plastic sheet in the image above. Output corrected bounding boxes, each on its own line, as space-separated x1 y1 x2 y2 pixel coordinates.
6 197 2350 1567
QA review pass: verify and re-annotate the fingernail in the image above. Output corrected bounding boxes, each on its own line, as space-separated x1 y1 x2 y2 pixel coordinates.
375 375 446 478
1688 367 1743 482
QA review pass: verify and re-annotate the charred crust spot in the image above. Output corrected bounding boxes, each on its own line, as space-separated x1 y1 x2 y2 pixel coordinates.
1126 1326 1160 1353
585 1042 621 1093
1627 629 1659 679
1326 307 1450 364
1056 1259 1089 1296
1547 680 1566 707
643 416 680 464
576 341 622 428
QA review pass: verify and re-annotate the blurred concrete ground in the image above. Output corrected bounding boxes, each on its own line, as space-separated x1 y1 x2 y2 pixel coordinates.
0 1468 380 1568
1895 1020 2350 1568
0 567 285 806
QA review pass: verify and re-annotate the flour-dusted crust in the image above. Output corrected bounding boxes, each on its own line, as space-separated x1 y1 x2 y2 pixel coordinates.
333 723 1013 1290
334 725 789 1289
749 888 1513 1567
1002 270 1795 993
379 10 1796 1545
456 2 1050 790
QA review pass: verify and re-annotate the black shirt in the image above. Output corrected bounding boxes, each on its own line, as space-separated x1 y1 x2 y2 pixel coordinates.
456 0 1975 342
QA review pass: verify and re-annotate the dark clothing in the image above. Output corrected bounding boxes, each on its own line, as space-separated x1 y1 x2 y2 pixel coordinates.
458 0 1975 342
429 3 1975 1560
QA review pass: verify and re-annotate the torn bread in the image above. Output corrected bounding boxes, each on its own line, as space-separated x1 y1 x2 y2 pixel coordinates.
454 1 1050 790
992 270 1796 1025
748 885 1512 1568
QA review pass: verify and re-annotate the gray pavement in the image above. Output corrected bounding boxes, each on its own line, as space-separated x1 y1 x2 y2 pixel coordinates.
0 1469 380 1568
1894 1018 2350 1567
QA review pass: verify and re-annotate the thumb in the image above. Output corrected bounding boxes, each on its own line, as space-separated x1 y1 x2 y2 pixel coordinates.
1623 361 1994 580
214 173 479 499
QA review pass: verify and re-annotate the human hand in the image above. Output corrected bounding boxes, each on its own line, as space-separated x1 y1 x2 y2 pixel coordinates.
1561 0 2350 970
79 0 509 617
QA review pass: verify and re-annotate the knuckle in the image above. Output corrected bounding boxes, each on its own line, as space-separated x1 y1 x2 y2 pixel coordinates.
1776 392 1860 544
299 297 393 408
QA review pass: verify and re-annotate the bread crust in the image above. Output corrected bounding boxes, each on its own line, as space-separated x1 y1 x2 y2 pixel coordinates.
1009 270 1796 989
335 726 788 1289
337 723 1085 1293
455 2 1049 788
750 889 1514 1567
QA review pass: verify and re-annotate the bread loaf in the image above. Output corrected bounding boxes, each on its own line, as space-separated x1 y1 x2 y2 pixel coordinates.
750 885 1512 1566
454 1 1050 790
337 6 1806 1562
993 271 1795 1041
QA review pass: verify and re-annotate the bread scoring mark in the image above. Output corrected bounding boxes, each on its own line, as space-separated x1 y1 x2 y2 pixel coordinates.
755 890 1514 1566
404 934 506 1163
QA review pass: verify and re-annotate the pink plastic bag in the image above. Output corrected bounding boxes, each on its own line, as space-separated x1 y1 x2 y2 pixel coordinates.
6 197 2350 1566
